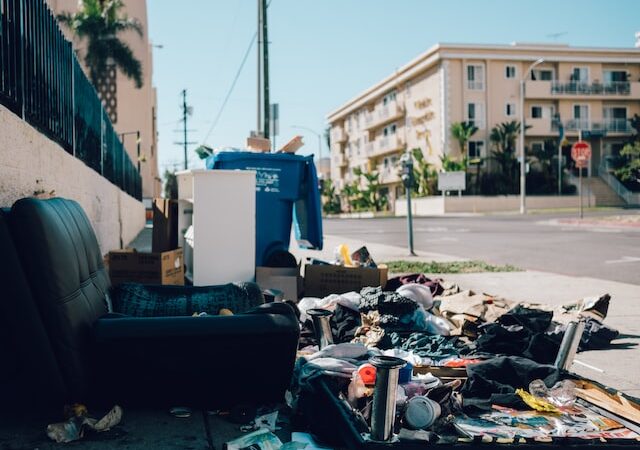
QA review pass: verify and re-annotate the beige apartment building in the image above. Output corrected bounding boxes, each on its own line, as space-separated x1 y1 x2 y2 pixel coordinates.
327 43 640 206
48 0 161 201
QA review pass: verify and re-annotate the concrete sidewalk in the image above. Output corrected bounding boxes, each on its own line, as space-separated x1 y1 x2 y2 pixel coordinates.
293 234 640 396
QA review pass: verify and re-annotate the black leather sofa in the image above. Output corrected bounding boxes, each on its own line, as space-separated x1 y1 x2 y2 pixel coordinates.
0 197 300 409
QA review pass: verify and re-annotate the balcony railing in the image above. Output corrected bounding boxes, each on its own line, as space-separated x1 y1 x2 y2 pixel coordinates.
565 119 633 133
0 0 141 200
334 153 347 167
369 134 404 157
376 164 400 184
365 100 405 129
330 126 347 143
551 81 631 96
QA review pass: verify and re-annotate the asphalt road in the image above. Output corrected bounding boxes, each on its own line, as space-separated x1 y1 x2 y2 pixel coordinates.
324 211 640 285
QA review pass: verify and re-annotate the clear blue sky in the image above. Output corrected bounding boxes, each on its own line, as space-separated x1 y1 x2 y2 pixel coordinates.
147 0 640 173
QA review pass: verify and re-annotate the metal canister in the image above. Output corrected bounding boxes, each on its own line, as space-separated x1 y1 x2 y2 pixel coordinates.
403 396 442 430
307 308 334 349
369 355 406 442
554 320 585 371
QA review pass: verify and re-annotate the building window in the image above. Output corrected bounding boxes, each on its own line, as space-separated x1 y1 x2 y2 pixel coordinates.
383 91 397 105
531 69 554 81
466 102 485 128
531 105 555 119
505 65 516 79
572 67 589 82
505 102 516 117
383 123 397 136
468 141 485 158
531 106 542 119
573 104 589 119
604 70 628 83
467 64 485 90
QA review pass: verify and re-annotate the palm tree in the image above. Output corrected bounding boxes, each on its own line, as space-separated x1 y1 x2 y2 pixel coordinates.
488 121 527 193
450 121 478 159
58 0 144 89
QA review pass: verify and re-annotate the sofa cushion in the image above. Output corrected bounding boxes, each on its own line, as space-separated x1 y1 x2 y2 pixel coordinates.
110 281 265 316
9 198 110 401
0 208 67 406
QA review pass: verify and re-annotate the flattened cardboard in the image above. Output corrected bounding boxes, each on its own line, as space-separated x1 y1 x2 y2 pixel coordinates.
303 264 388 298
108 248 184 286
152 198 179 253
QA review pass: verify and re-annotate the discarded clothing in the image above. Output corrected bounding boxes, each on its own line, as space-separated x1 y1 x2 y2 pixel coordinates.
298 292 362 323
436 290 514 337
331 304 362 343
383 332 466 361
460 356 560 411
386 274 446 296
352 311 386 347
547 317 619 351
359 286 418 316
110 282 264 316
496 305 553 333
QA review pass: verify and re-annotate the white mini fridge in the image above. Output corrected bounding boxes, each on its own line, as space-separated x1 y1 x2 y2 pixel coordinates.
176 169 256 286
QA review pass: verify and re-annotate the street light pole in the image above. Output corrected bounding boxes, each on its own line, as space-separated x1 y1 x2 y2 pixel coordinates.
520 58 544 215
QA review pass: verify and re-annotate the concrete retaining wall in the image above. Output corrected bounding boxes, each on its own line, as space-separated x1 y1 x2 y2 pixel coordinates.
0 104 144 253
395 194 598 216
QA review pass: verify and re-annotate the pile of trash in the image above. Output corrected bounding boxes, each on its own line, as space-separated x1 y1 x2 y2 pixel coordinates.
288 272 637 445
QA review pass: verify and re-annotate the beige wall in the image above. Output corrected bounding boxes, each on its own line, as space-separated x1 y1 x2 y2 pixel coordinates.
47 0 160 200
0 104 145 253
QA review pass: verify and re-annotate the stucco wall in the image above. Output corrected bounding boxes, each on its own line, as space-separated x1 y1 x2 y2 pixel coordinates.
0 104 145 254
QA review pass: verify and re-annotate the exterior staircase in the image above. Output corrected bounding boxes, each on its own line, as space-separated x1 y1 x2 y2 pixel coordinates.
587 176 627 207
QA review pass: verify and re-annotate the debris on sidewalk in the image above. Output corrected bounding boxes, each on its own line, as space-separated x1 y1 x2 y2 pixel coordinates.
46 404 123 443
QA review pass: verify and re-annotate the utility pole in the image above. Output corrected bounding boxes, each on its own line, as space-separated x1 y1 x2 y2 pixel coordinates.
182 89 188 169
174 89 196 170
262 0 270 139
256 0 262 136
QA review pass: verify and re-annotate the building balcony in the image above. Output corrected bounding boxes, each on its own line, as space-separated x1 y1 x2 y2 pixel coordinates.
334 152 347 167
368 134 405 158
525 80 640 99
365 100 405 130
564 119 633 134
330 126 347 143
376 164 400 184
525 117 560 136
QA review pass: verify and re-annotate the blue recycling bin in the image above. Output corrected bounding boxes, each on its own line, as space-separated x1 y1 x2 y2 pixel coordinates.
207 151 323 266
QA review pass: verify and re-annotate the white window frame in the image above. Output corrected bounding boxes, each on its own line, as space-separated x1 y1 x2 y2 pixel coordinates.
530 104 555 119
573 104 590 119
468 140 485 158
505 102 517 117
603 69 628 83
505 65 517 79
466 64 485 90
571 66 590 83
532 68 555 81
465 102 485 129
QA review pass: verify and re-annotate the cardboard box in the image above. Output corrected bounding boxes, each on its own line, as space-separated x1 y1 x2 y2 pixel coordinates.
108 248 184 286
246 136 271 152
152 198 179 253
303 264 388 298
256 266 302 302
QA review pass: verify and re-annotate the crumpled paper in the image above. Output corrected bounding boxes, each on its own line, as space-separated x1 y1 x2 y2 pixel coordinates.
46 404 123 443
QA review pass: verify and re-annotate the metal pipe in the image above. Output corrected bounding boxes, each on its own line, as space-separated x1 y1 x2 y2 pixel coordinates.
554 320 585 371
307 308 334 349
369 355 406 442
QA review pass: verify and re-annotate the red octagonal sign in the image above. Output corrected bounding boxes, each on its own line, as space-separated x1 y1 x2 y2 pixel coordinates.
571 141 591 163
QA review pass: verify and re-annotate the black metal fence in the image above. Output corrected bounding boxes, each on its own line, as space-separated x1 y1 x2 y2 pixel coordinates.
0 0 141 200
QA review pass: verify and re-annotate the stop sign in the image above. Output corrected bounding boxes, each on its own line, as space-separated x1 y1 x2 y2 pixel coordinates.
571 141 591 163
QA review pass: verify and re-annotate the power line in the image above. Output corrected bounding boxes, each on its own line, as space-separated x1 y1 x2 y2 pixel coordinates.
201 31 257 144
201 0 272 145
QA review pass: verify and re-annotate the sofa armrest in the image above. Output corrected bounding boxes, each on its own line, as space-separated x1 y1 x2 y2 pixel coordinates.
90 307 300 408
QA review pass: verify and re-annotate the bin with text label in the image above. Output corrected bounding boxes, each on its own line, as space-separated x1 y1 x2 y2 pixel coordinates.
207 151 323 266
